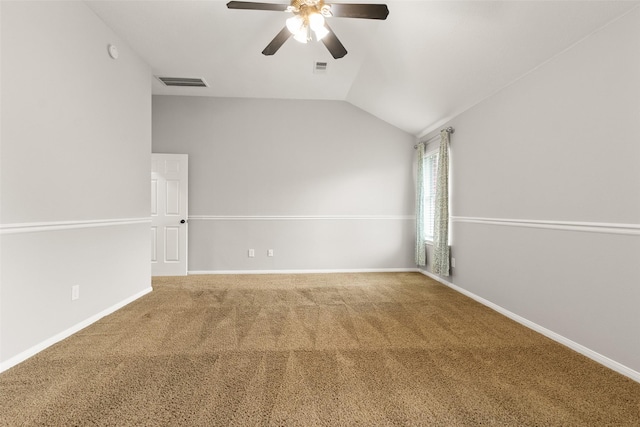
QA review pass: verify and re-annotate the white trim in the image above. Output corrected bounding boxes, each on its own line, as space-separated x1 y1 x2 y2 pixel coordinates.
452 216 640 236
0 217 151 235
0 287 153 373
189 215 415 221
418 269 640 383
189 268 419 275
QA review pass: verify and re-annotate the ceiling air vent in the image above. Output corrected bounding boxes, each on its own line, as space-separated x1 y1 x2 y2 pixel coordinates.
156 76 208 87
313 61 328 74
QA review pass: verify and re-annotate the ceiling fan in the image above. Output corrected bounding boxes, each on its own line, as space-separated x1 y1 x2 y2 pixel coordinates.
226 0 389 59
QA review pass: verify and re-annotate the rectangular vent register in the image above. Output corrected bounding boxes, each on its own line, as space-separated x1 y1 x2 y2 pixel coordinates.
156 77 208 87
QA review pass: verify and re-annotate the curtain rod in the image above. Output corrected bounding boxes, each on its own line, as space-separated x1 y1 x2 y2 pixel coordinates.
414 127 455 149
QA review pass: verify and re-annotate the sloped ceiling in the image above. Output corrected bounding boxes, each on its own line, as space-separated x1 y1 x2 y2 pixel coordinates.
86 0 639 135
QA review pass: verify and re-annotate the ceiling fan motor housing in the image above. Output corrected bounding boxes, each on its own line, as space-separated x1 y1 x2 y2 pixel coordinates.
288 0 332 18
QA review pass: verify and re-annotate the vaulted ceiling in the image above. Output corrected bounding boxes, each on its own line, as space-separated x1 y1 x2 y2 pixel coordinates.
86 0 639 136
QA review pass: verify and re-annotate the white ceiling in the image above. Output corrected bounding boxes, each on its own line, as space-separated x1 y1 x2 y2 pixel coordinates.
86 0 639 136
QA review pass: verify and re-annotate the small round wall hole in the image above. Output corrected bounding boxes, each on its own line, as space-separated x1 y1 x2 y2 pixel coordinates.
108 44 119 59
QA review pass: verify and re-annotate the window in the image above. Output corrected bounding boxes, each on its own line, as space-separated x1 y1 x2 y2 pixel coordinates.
423 150 438 242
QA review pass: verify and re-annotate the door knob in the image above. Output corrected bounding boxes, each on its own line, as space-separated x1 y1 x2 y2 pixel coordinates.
180 219 186 224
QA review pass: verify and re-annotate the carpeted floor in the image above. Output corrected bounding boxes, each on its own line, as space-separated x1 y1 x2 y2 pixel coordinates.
1 272 639 426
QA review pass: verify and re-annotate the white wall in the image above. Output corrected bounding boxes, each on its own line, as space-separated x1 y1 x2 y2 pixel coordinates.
152 96 416 272
0 1 152 368
430 8 640 375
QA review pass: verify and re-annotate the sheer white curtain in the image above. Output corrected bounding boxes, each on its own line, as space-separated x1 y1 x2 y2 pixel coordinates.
432 130 450 276
415 142 426 266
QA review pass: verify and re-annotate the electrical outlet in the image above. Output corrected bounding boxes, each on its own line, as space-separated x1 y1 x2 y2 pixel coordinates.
451 258 456 268
71 285 80 301
268 249 274 257
248 249 255 258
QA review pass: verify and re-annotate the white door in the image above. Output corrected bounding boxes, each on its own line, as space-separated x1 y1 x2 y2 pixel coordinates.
151 154 188 276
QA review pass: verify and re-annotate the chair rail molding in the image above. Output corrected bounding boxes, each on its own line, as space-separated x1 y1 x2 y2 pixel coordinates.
451 216 640 236
189 214 415 221
0 217 151 235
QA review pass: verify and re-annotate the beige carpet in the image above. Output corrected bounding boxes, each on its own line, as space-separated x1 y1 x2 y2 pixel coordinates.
1 272 639 426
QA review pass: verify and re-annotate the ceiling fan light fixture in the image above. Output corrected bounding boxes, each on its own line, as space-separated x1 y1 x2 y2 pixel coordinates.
313 25 329 40
308 12 324 30
308 11 327 40
288 6 327 44
293 26 310 43
286 15 304 34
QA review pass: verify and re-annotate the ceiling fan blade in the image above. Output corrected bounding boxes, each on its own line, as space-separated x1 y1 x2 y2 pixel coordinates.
321 24 347 59
328 3 389 20
226 1 289 12
262 26 293 56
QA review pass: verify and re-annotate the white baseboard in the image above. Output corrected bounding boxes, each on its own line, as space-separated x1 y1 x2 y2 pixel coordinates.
418 269 640 383
189 268 419 275
0 287 153 373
